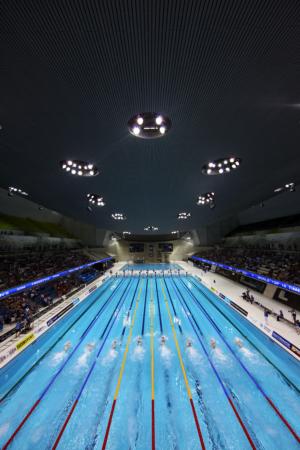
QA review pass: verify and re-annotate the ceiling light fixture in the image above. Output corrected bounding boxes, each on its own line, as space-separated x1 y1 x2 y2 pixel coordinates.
197 192 215 209
122 231 131 236
274 182 295 194
8 186 28 197
128 112 171 139
60 160 99 177
87 193 105 207
177 212 191 220
202 157 241 175
144 225 159 231
171 230 179 235
112 213 126 221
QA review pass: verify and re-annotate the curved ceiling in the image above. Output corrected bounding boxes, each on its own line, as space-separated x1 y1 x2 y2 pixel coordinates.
0 0 300 234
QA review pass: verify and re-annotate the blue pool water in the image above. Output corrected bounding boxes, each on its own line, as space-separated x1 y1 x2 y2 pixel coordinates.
0 273 299 449
121 263 182 271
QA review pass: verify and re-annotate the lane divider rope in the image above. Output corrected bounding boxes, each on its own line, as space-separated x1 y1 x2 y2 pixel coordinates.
160 280 206 450
101 281 144 449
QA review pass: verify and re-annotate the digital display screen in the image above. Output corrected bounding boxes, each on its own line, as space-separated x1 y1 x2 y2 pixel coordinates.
129 243 144 253
158 243 173 252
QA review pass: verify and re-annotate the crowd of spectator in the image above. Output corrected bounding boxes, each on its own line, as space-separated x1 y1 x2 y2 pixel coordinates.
0 274 85 333
0 250 91 289
196 247 300 285
0 250 103 335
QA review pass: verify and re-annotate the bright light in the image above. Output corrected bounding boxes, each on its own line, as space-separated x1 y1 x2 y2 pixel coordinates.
219 168 223 174
224 160 228 164
88 164 93 170
66 167 71 172
62 164 67 169
71 169 76 175
90 170 94 176
137 117 143 125
230 157 235 163
78 171 83 176
159 126 166 134
235 161 239 166
156 116 163 125
225 167 230 172
72 163 77 167
232 164 236 169
67 160 72 165
133 126 140 135
207 169 212 174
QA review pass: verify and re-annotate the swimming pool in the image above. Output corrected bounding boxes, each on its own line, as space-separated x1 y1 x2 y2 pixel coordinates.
0 274 299 449
121 263 182 271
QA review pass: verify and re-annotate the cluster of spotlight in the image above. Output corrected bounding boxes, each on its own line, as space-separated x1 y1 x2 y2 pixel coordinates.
144 225 159 231
87 193 105 207
171 230 179 235
274 182 295 193
8 186 28 197
122 231 131 236
60 160 99 177
177 212 191 220
202 157 241 175
197 192 215 209
112 213 126 221
128 112 171 139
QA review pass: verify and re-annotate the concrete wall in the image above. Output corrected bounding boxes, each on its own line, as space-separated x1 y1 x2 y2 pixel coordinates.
0 187 109 247
105 237 199 262
197 215 239 246
238 186 300 225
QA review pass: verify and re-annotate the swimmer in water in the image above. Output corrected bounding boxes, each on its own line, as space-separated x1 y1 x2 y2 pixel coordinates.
160 335 166 346
186 339 192 348
210 338 217 349
64 341 72 352
86 343 95 352
111 339 118 350
234 337 243 348
137 336 143 346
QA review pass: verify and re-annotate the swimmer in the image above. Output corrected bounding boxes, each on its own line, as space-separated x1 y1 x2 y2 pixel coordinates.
86 343 95 352
210 338 217 349
234 337 243 348
160 335 166 346
137 335 143 346
186 339 192 348
64 341 72 352
111 339 118 350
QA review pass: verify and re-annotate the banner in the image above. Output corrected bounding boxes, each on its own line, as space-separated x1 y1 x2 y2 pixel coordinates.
272 331 300 357
190 256 300 295
229 301 248 317
0 257 113 300
16 333 35 351
47 303 74 327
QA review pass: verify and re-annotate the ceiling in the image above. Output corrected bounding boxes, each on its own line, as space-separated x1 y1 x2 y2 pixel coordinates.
1 0 300 234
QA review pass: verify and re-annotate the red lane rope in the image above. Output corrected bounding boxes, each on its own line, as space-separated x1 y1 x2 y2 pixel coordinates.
102 399 117 450
227 398 256 449
266 397 300 443
2 399 41 450
52 400 79 450
152 399 156 450
190 399 206 450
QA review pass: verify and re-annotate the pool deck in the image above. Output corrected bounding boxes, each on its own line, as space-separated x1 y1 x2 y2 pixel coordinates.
178 260 300 359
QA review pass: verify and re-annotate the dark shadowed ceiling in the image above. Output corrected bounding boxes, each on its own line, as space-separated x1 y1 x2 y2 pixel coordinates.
1 0 300 234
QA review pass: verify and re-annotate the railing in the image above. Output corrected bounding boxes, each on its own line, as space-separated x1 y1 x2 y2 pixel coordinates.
0 257 113 300
190 256 300 295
